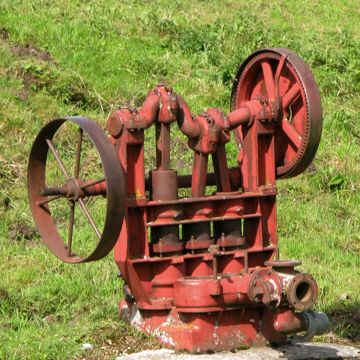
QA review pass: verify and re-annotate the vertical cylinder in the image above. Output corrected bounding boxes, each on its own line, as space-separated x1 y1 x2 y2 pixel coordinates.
151 169 182 255
151 169 178 201
192 152 208 197
156 123 171 170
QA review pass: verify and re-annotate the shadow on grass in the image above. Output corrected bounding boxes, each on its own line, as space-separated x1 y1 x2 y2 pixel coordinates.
326 301 360 345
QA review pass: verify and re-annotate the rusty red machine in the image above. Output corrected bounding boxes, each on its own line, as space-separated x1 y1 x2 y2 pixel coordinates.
28 48 330 352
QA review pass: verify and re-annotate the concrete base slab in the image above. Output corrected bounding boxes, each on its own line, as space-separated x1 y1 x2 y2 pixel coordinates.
116 343 360 360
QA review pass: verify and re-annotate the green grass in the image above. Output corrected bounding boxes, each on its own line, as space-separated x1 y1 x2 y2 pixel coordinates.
1 0 360 358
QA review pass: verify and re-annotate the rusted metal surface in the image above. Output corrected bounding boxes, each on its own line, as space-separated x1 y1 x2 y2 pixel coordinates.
28 117 125 263
28 49 327 352
231 48 323 179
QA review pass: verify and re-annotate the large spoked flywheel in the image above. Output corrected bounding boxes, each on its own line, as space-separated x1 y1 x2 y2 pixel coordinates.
28 117 125 263
231 48 323 178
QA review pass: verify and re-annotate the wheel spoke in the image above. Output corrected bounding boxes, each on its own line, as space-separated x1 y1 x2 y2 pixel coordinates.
47 136 101 242
231 49 322 179
78 198 101 239
261 61 275 99
281 117 302 149
68 201 75 256
81 178 105 190
74 128 83 178
274 55 287 97
47 133 102 240
37 195 63 207
282 83 301 109
41 186 67 196
46 139 70 178
275 55 286 82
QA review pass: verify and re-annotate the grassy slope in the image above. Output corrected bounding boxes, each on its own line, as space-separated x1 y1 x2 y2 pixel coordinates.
1 0 360 358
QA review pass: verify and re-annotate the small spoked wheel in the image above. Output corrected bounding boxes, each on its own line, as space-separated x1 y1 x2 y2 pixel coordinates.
231 48 323 178
28 117 125 263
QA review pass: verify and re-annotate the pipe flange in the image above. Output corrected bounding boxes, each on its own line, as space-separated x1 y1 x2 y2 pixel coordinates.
286 273 318 312
248 269 282 308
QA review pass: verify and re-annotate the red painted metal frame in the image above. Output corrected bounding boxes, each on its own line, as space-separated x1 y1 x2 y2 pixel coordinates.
28 48 323 353
106 49 321 352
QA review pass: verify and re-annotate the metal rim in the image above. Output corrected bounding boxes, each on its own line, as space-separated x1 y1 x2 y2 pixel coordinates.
286 273 318 312
231 48 323 178
27 116 125 263
264 260 302 268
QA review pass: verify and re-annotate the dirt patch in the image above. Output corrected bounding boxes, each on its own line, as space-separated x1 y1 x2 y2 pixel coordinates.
9 223 37 241
13 60 101 109
11 43 54 63
320 302 360 349
1 27 105 110
78 325 162 360
0 27 54 63
11 62 55 102
20 67 48 91
0 27 57 101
